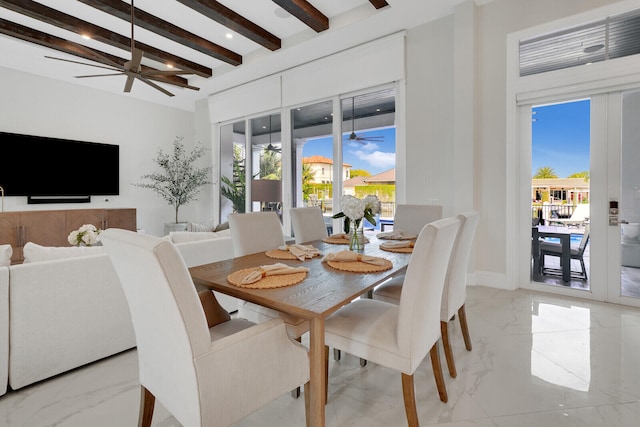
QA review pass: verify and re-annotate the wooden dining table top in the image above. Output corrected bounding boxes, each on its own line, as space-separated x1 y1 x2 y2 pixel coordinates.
188 235 412 320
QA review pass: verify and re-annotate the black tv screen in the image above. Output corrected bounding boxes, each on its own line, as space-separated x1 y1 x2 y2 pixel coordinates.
0 132 119 196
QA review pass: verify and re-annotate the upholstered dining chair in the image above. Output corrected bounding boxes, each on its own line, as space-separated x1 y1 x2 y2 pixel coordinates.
374 211 480 378
229 211 310 397
290 206 328 244
393 204 443 236
324 217 461 423
100 228 309 427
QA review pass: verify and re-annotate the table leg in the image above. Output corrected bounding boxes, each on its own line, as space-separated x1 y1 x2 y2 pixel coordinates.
561 235 571 282
308 317 325 427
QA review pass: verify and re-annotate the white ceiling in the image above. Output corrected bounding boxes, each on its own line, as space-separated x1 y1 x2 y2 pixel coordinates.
0 0 475 111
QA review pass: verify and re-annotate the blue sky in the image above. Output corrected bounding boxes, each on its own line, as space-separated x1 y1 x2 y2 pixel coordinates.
303 127 396 176
532 99 590 178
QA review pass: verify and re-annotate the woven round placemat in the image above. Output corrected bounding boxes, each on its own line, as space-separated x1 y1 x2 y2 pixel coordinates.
227 267 307 289
326 258 393 273
380 245 414 253
322 235 349 244
377 233 417 241
265 249 297 260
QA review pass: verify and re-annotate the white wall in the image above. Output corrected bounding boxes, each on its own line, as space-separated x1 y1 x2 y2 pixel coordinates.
0 66 202 236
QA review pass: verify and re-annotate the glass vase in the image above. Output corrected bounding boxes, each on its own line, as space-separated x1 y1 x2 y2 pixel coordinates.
349 222 365 251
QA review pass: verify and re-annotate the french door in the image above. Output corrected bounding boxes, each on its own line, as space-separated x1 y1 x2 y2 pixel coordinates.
520 89 640 307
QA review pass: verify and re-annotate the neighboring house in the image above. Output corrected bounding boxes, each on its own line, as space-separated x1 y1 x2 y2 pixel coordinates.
303 155 351 184
532 178 590 204
343 169 396 196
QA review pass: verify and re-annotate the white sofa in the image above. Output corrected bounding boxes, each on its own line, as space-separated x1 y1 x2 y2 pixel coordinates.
167 229 240 313
7 243 136 391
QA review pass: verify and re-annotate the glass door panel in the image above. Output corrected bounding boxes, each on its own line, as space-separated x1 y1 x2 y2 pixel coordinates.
341 89 397 230
250 113 282 217
219 120 246 222
618 90 640 299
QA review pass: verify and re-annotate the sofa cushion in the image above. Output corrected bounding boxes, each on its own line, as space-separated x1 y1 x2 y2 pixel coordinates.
169 229 231 243
0 245 12 267
186 220 216 232
214 221 229 232
23 242 104 263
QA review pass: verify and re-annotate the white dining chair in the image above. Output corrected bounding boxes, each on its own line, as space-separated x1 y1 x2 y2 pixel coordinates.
100 228 309 427
290 206 328 244
324 217 461 423
229 211 310 397
393 204 443 236
373 211 480 378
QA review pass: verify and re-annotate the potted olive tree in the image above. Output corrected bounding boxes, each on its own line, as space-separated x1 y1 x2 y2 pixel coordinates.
135 137 212 233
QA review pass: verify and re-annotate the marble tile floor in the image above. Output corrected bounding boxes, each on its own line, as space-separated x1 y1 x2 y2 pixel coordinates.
2 285 640 427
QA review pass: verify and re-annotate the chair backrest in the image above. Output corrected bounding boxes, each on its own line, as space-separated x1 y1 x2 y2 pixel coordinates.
290 206 328 243
578 223 590 254
571 203 590 221
440 211 480 322
229 211 285 257
393 204 443 236
396 217 460 371
100 228 210 426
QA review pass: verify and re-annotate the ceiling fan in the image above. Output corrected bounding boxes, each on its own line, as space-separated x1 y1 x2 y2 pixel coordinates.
345 97 384 144
45 0 195 97
264 115 281 153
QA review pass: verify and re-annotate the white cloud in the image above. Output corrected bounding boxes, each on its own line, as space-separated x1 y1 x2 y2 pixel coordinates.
354 150 396 170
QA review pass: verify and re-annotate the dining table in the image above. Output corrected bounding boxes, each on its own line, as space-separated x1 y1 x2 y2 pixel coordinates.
532 225 572 282
189 234 412 427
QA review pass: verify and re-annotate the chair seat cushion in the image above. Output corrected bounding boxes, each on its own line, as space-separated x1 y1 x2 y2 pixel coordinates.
325 299 412 373
209 318 255 341
539 241 580 256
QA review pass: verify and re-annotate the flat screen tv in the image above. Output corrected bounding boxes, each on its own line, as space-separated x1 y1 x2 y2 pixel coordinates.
0 131 119 198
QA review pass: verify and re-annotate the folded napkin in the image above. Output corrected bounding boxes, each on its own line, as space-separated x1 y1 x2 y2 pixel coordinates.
377 229 418 240
380 240 415 249
278 244 321 261
329 233 348 239
240 263 310 285
322 250 387 266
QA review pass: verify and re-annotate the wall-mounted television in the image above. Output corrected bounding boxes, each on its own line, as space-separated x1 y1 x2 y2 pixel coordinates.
0 131 119 199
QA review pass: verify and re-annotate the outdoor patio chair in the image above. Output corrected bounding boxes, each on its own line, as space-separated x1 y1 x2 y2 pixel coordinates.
548 204 590 227
540 223 590 280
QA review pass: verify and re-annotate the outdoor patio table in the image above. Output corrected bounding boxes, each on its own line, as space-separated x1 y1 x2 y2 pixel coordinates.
532 225 572 282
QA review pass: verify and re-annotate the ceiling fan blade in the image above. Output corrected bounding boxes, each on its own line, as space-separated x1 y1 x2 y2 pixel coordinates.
136 75 175 97
45 56 122 72
141 69 194 76
75 73 125 78
124 72 136 93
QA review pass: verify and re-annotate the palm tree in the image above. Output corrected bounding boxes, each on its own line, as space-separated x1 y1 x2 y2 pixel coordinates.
568 171 590 181
302 163 316 201
533 166 558 179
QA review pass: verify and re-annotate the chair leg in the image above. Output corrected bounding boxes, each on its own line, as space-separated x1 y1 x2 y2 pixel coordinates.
401 373 420 427
138 385 155 427
291 337 302 398
333 348 341 361
304 382 311 427
429 342 448 403
440 321 456 378
580 258 587 280
458 304 472 351
324 345 330 405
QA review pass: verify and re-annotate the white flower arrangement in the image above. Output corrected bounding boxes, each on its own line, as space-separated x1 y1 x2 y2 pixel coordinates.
68 224 101 246
333 195 381 234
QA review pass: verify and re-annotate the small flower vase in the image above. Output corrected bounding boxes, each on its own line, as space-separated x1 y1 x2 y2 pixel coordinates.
349 222 365 251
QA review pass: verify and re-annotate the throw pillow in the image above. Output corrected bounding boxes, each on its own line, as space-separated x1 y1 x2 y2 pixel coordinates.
23 242 104 263
214 221 229 232
186 221 216 232
0 244 12 267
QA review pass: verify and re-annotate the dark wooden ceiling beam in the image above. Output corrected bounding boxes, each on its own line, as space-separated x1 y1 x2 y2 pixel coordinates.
176 0 281 51
0 18 194 89
78 0 242 66
0 0 212 78
272 0 328 33
369 0 389 9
